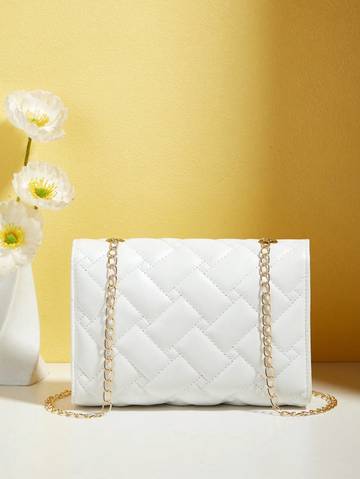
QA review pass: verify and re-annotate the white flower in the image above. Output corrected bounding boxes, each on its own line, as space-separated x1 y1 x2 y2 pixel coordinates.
12 161 75 210
0 201 43 276
5 90 68 142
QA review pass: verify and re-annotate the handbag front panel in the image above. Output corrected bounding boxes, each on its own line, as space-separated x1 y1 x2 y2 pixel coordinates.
71 238 311 406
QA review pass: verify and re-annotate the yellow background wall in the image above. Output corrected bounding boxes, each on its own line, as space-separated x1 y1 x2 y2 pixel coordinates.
0 1 359 361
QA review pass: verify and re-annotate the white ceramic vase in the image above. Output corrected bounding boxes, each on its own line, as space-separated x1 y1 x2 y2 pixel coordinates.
0 264 48 385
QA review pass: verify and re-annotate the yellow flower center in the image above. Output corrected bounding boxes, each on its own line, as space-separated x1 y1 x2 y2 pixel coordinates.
26 112 50 127
0 224 25 249
29 178 57 200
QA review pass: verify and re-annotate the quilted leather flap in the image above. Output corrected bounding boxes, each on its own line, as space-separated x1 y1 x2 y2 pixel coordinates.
71 239 311 406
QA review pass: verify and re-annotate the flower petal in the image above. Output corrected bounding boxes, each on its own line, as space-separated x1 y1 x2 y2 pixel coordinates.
0 201 43 276
12 161 74 210
5 90 67 142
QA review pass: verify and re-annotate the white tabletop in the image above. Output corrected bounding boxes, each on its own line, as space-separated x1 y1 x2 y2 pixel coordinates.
1 362 359 479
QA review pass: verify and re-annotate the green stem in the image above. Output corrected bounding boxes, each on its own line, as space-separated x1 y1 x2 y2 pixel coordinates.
23 137 32 166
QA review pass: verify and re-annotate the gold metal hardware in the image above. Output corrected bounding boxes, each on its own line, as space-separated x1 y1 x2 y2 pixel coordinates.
258 238 337 416
44 238 337 417
44 238 122 418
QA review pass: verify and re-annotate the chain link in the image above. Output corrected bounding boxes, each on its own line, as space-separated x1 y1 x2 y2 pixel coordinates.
45 238 337 418
259 238 337 416
44 238 123 418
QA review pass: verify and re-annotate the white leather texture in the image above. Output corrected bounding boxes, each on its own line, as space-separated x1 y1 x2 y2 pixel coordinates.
71 239 311 407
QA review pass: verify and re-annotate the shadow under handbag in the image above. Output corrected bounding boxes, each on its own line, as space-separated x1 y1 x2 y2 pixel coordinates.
45 238 337 418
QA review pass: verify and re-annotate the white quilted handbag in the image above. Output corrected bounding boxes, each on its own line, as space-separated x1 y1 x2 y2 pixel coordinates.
45 238 337 418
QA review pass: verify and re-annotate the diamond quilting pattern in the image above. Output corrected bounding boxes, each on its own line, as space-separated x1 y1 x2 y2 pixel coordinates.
71 239 311 407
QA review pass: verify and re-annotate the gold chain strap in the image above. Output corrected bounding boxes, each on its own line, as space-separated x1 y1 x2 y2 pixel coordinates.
45 238 337 418
44 238 122 418
259 238 337 416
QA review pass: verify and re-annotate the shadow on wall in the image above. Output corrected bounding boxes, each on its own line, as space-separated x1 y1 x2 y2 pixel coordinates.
0 121 26 199
314 363 360 394
262 3 360 360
